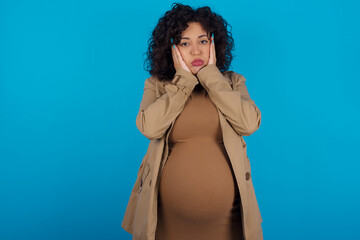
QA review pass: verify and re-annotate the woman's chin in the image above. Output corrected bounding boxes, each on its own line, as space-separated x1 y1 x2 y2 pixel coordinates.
191 65 203 74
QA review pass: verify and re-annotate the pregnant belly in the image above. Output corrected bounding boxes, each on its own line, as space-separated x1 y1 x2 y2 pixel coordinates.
158 140 239 223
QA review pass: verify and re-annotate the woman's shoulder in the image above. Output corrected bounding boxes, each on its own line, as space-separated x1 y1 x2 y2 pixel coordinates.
142 75 167 94
223 70 246 81
143 75 163 87
222 70 246 87
144 74 170 84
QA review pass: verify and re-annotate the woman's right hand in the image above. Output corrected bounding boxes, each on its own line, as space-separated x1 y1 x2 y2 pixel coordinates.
171 41 192 73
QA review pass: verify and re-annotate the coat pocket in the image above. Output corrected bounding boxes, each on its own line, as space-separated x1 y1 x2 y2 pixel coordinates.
138 162 150 194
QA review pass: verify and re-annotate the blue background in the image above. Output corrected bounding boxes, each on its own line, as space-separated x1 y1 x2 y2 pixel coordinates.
1 0 359 239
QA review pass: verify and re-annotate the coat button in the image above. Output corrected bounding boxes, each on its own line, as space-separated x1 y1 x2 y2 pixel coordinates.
245 172 251 180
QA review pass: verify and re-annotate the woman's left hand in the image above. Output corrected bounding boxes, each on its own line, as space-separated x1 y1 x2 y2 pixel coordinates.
208 33 217 65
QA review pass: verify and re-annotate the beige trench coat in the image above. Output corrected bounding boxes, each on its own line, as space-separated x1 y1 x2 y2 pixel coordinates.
122 64 263 240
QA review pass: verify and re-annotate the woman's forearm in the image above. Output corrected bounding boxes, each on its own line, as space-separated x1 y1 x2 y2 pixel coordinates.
136 69 198 140
197 64 262 136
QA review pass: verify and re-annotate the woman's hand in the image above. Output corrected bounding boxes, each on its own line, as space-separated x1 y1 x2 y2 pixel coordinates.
208 33 217 65
171 40 192 73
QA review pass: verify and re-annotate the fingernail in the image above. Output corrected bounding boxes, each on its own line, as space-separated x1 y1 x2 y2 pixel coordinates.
212 33 214 42
173 44 175 49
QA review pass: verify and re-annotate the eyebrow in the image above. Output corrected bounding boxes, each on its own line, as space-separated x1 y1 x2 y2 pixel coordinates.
181 34 208 40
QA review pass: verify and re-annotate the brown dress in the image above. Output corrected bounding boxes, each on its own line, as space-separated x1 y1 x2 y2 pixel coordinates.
155 84 243 240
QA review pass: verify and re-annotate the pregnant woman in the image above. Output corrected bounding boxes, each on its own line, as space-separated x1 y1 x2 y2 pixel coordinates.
122 3 263 240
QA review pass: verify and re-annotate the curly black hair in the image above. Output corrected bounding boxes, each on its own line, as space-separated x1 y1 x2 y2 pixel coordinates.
144 3 235 81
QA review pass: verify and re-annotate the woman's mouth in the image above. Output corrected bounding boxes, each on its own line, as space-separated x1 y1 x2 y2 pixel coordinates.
191 59 204 66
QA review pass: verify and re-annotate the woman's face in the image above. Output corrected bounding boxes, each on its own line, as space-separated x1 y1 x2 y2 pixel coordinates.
177 22 211 74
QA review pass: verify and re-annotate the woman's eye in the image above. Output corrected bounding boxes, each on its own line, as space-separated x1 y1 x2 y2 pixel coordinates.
180 40 207 47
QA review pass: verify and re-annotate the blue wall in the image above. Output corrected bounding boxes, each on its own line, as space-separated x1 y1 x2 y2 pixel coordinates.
1 0 359 239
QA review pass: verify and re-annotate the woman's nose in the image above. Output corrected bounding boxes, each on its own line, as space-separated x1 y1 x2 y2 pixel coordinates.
191 44 201 55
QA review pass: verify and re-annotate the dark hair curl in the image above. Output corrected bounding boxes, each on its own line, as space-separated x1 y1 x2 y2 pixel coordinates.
144 3 235 81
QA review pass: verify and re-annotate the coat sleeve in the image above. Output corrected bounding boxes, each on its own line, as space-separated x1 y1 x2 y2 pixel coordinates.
196 64 261 136
136 69 199 140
